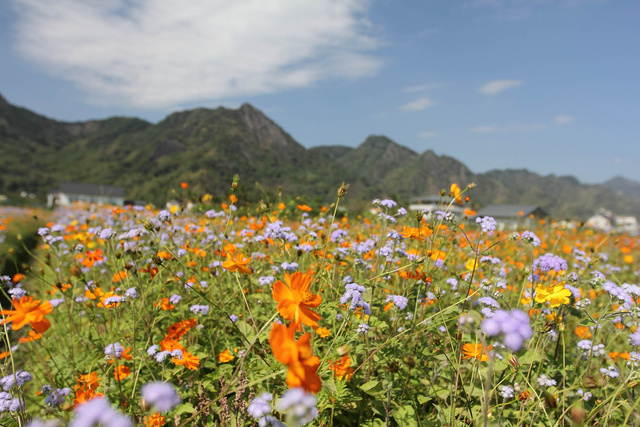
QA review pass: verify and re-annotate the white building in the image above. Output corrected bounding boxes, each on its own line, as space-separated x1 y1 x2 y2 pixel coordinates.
47 182 125 207
408 195 464 216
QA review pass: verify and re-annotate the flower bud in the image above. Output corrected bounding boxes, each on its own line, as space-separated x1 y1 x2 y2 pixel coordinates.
337 182 350 198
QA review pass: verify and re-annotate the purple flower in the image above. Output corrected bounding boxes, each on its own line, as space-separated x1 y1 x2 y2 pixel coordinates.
276 388 318 425
189 305 210 315
532 254 568 273
141 382 181 412
247 392 273 419
0 392 23 413
0 370 32 391
154 351 171 363
44 387 71 407
258 276 275 286
385 295 409 311
521 231 541 246
8 288 26 299
104 342 125 359
103 296 123 306
280 261 299 271
340 283 371 315
98 228 115 240
169 294 182 304
478 296 500 309
476 216 497 233
158 210 171 221
481 309 532 351
70 397 132 427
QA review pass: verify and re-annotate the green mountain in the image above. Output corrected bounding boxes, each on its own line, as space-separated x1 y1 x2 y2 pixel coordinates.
1 93 639 219
603 176 640 200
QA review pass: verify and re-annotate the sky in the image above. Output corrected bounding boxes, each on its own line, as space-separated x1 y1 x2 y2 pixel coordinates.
1 0 639 185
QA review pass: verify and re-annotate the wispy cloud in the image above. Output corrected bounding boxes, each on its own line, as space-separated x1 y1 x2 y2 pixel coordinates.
470 123 545 133
555 115 574 125
419 131 437 138
478 79 522 95
12 0 381 108
403 83 440 93
401 97 434 111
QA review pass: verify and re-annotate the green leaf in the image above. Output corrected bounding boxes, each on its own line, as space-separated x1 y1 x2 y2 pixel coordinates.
392 404 417 427
174 402 195 415
359 380 382 395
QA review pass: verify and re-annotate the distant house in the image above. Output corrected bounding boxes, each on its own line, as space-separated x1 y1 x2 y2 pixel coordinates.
586 208 639 234
475 205 550 229
408 195 464 216
47 182 125 207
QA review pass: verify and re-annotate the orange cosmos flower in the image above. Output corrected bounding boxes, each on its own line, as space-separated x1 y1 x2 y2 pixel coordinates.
574 326 592 339
218 349 235 363
114 365 131 380
80 249 104 268
0 296 52 331
609 351 630 361
269 322 321 393
144 413 166 427
73 372 102 407
222 253 253 274
112 270 129 283
297 204 312 212
173 351 200 370
272 272 322 331
19 330 43 343
154 298 175 311
180 182 188 189
461 343 492 362
328 355 354 381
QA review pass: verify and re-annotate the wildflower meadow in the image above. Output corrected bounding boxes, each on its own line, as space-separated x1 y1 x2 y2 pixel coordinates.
1 180 640 426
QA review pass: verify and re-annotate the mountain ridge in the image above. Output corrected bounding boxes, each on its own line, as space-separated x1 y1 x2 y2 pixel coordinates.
1 93 639 219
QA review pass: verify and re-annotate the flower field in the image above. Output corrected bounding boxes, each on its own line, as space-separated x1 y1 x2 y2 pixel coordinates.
1 182 640 426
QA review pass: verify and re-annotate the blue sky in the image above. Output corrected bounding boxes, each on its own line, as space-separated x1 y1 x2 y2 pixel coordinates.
1 0 639 184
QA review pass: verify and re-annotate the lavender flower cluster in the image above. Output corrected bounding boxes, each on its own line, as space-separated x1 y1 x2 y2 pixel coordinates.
340 282 371 315
481 309 533 351
532 254 568 273
476 216 497 233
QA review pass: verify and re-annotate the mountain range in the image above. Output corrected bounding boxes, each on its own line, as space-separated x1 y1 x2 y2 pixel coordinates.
1 92 639 219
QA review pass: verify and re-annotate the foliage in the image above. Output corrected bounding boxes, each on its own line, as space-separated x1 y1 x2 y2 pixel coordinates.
2 95 640 218
1 182 640 426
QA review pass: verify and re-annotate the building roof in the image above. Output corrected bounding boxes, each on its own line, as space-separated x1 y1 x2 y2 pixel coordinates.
51 182 125 198
475 205 549 219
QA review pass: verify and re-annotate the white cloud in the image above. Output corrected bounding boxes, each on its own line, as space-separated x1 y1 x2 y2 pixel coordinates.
403 83 440 93
12 0 381 108
470 123 545 133
555 115 574 125
401 97 434 111
478 79 522 95
419 131 437 138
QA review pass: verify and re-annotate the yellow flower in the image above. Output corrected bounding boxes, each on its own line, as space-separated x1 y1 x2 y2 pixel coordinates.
218 349 235 363
462 343 491 362
315 327 331 338
535 282 572 307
